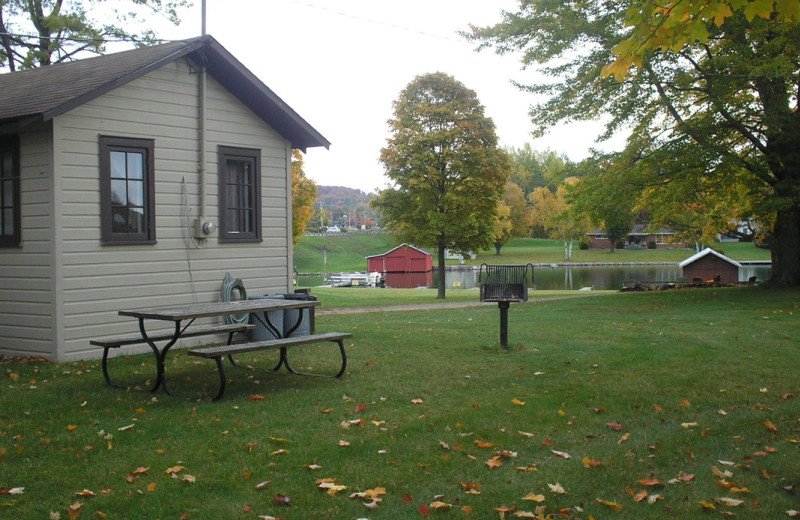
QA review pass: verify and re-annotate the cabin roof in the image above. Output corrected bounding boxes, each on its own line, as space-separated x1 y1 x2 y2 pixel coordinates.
679 248 742 268
0 35 329 152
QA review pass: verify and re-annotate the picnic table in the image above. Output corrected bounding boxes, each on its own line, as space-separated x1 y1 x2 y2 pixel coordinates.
92 298 350 399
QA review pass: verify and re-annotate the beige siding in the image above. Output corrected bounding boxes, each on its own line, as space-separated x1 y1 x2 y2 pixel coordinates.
0 123 56 358
52 59 294 362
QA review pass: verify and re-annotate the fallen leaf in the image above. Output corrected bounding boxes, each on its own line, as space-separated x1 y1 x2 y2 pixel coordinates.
430 501 451 509
518 431 535 438
638 477 663 487
551 450 571 459
305 464 322 471
338 440 350 447
249 395 265 400
717 497 744 507
617 432 630 444
698 500 716 511
146 483 157 492
513 512 537 518
680 399 691 407
606 422 623 431
67 501 82 520
596 498 623 511
522 493 546 502
633 490 648 502
582 456 605 468
166 465 184 474
475 440 494 449
74 490 95 497
681 422 700 428
764 420 779 433
67 425 78 431
485 456 503 469
255 481 272 490
511 399 526 406
273 494 291 504
547 483 566 494
411 398 424 404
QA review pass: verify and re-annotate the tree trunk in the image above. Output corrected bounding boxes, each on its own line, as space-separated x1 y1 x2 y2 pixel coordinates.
494 242 502 255
437 241 447 299
769 205 800 286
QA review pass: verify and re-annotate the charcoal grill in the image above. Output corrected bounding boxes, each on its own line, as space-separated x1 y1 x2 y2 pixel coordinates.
479 263 534 348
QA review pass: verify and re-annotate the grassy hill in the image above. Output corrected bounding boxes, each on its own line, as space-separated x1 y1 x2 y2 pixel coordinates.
293 235 770 274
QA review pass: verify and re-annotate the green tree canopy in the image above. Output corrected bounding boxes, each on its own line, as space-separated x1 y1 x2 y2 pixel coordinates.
0 0 189 71
291 149 317 246
470 1 800 285
372 72 510 298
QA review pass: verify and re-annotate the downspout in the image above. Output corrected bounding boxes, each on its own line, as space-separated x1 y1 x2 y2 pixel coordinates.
200 0 207 221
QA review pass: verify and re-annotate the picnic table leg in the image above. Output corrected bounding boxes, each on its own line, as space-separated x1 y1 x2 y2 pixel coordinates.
138 319 183 395
282 339 348 378
252 311 290 373
101 347 121 387
211 356 227 401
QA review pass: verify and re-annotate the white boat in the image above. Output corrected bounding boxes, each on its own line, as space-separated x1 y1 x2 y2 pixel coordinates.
324 272 384 288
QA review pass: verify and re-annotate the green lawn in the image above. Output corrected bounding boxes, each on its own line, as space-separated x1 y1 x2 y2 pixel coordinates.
294 235 770 274
2 287 797 519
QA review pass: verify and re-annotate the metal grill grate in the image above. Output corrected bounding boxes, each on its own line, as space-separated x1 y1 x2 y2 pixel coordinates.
478 264 533 302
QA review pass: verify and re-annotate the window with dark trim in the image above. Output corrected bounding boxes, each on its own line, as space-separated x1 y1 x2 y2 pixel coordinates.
99 136 156 245
0 135 21 248
218 146 261 243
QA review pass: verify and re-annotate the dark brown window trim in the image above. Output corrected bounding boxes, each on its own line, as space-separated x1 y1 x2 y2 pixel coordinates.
0 135 21 248
99 136 156 245
218 145 262 243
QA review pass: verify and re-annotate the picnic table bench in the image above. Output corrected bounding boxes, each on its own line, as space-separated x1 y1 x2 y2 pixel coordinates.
188 331 352 400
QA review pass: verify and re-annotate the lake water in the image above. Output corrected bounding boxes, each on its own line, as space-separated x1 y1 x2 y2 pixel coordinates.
298 264 771 291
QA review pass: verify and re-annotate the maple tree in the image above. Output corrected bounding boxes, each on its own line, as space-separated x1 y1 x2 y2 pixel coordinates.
470 1 800 285
372 72 510 298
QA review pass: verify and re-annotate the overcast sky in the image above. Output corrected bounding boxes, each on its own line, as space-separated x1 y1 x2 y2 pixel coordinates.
159 0 623 192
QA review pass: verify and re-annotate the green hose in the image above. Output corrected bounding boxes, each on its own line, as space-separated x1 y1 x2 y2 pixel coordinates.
220 272 248 325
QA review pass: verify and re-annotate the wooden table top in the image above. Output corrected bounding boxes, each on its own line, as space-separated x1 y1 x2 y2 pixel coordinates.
119 299 320 321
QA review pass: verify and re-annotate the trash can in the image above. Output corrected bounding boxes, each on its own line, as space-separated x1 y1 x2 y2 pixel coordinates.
248 295 285 341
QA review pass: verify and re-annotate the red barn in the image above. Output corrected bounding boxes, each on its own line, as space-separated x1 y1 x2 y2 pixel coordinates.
679 248 742 284
366 244 433 288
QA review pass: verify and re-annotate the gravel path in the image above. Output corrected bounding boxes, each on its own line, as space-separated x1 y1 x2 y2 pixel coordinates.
315 295 585 315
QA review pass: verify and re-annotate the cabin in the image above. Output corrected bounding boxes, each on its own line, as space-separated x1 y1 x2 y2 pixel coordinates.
679 248 742 284
366 243 433 288
0 35 329 361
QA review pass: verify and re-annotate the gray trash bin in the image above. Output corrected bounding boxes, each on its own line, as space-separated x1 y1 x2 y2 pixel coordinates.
248 295 285 341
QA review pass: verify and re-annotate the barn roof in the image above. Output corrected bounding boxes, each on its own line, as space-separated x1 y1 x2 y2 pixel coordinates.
0 35 329 152
679 248 742 268
366 243 432 259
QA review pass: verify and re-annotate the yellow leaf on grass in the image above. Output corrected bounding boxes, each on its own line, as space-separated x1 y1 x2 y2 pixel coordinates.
165 466 184 474
596 498 623 511
74 489 95 497
485 456 503 469
638 477 663 487
764 420 779 433
698 500 716 510
548 483 566 494
522 493 546 502
67 501 83 520
411 398 424 404
146 483 157 492
511 399 526 406
430 501 451 509
67 425 78 431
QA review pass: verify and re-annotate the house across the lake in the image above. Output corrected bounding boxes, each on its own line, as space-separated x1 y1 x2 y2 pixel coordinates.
586 224 688 250
0 35 329 361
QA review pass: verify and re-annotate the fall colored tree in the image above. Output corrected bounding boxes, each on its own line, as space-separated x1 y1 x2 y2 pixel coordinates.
492 181 531 255
470 1 800 285
372 72 510 299
0 0 189 71
528 179 590 260
291 149 317 245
